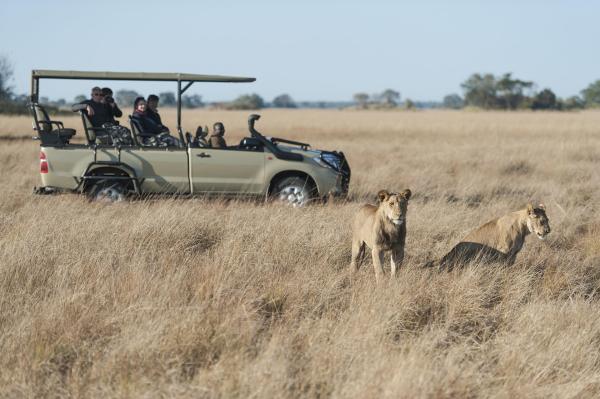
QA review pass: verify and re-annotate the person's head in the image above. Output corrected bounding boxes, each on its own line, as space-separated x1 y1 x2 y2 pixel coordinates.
147 94 159 111
101 87 114 104
134 96 146 113
213 122 225 136
91 86 103 103
195 125 208 139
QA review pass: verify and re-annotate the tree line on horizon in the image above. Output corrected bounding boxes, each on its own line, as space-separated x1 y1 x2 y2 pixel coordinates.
354 73 600 111
2 55 600 114
441 72 592 111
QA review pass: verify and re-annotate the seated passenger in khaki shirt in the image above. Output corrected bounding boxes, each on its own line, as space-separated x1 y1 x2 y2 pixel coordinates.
209 122 227 148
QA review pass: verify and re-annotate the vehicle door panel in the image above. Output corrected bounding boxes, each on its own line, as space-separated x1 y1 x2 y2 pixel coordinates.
190 148 265 194
121 148 189 193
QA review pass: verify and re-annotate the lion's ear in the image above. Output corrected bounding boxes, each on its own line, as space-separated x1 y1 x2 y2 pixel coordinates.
527 203 534 214
377 190 390 202
401 189 412 200
538 203 546 211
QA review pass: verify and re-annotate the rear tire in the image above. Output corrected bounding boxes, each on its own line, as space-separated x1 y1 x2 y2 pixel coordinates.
270 176 316 207
88 179 127 202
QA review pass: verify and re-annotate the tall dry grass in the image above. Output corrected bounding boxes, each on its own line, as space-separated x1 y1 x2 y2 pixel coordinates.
1 109 600 398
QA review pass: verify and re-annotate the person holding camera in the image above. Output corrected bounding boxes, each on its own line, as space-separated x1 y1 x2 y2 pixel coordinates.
71 86 131 144
71 86 111 127
71 86 122 127
101 87 123 124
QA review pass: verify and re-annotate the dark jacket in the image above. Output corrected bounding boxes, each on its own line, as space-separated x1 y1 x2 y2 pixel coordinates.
146 108 169 132
107 102 123 123
71 100 122 127
131 111 167 135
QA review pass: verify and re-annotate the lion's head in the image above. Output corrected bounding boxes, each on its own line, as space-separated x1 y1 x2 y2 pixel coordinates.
526 203 551 240
377 189 412 226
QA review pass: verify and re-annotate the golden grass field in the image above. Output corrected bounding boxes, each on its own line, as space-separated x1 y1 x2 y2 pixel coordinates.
1 108 600 398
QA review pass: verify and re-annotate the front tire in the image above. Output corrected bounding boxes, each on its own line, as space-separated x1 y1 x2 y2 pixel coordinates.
270 176 316 207
88 179 127 202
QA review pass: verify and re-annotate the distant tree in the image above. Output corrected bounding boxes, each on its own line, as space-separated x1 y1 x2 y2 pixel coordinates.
443 93 464 109
228 93 264 110
181 94 203 108
74 94 87 103
461 73 498 108
495 73 533 110
159 91 176 107
116 89 140 107
353 92 369 109
532 88 557 110
581 80 600 107
56 98 66 106
272 94 296 108
404 98 415 110
0 55 13 101
380 89 400 106
563 96 584 110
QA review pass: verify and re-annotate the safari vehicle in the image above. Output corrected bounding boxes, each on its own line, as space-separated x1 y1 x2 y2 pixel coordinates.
30 70 350 206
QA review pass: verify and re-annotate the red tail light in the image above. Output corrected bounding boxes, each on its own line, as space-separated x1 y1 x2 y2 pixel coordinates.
40 151 48 174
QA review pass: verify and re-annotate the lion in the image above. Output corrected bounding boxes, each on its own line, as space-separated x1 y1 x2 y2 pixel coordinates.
350 189 412 281
426 203 551 270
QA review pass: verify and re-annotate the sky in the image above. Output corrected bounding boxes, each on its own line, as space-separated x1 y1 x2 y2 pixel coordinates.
2 0 599 103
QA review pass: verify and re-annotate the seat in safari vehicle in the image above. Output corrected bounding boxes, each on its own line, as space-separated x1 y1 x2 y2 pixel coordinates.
30 103 76 146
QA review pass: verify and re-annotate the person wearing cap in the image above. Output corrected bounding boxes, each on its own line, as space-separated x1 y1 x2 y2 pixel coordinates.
209 122 227 148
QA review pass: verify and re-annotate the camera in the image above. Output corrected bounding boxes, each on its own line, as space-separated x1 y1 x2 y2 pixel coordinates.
104 95 114 104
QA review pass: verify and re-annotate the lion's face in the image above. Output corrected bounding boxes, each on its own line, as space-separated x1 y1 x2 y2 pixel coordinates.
526 203 551 240
377 189 412 226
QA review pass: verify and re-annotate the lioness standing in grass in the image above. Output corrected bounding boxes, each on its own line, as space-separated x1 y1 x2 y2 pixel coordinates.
350 189 412 281
428 203 551 270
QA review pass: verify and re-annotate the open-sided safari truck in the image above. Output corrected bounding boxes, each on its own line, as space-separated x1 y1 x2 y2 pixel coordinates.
30 70 350 206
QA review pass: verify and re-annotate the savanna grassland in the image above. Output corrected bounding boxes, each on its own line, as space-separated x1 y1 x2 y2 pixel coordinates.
1 109 600 398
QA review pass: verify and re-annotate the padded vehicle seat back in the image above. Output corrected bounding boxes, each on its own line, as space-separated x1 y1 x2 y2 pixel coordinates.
31 103 52 132
129 115 155 146
30 103 76 146
129 116 143 144
80 112 96 143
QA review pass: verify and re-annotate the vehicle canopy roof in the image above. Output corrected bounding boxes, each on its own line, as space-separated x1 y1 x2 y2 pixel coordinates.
31 70 256 83
30 69 256 143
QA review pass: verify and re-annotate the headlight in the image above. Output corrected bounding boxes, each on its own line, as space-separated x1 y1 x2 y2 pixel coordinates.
312 154 341 171
320 153 341 171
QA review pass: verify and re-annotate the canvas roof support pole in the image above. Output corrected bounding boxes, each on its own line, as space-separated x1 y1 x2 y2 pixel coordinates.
175 79 196 147
177 79 184 146
30 73 39 103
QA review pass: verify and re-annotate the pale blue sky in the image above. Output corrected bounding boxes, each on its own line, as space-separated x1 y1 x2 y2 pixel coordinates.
2 0 598 102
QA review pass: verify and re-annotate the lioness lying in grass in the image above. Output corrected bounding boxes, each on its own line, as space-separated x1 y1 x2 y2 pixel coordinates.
350 189 412 282
427 203 551 270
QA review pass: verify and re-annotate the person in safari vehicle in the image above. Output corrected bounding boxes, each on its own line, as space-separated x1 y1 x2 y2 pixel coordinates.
131 97 179 147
